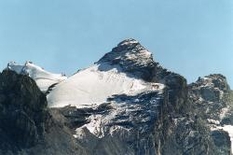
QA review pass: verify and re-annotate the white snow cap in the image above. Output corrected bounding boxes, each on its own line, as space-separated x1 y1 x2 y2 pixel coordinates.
7 61 67 92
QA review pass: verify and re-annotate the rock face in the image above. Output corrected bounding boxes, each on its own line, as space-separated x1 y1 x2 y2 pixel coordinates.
161 74 232 155
0 39 232 155
0 70 47 153
188 74 232 155
0 70 87 155
97 38 155 81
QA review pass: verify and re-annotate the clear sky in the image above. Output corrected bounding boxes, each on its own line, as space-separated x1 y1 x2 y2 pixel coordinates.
0 0 232 87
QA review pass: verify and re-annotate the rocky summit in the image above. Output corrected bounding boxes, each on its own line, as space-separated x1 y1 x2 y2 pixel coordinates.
97 38 155 81
1 39 233 155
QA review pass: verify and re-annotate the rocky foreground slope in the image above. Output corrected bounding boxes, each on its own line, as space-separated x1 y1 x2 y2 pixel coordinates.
0 39 232 155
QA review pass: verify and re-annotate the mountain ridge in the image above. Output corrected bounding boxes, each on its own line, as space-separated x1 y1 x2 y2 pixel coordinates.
1 38 232 155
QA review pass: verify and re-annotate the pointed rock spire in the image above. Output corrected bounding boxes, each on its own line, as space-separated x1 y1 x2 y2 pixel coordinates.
98 38 154 66
97 38 156 80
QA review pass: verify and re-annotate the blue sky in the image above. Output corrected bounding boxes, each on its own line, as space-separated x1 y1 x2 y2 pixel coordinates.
0 0 232 87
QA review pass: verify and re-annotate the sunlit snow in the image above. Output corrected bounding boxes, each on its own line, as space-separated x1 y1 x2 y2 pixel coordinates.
47 64 164 108
7 61 67 92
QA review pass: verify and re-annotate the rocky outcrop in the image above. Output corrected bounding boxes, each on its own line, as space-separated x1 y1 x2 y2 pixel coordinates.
0 70 87 155
151 64 188 114
0 70 47 154
0 70 47 143
97 38 155 81
188 74 232 155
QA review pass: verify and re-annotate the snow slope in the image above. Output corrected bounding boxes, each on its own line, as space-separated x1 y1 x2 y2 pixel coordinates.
47 63 164 108
47 62 165 138
7 61 67 92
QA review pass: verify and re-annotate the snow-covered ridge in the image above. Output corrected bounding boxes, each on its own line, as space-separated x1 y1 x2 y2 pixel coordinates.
47 63 165 108
7 61 67 92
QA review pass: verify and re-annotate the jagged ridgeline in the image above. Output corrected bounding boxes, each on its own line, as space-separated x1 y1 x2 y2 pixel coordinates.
0 39 232 155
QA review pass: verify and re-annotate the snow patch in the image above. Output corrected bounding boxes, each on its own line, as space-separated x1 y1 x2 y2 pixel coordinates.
220 107 230 119
207 119 220 125
83 114 104 138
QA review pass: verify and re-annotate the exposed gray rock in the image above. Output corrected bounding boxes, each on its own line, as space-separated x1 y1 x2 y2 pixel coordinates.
0 70 87 155
211 130 231 155
0 70 47 149
97 38 155 81
188 74 232 155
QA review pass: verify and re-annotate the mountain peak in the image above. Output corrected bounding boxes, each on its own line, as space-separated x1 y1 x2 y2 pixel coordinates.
194 74 230 92
97 38 155 80
98 38 153 64
117 38 139 46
